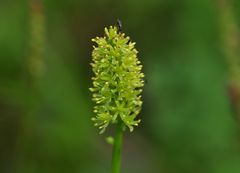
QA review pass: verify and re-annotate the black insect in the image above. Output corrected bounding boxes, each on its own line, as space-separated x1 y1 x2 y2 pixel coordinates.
116 19 133 45
116 19 122 32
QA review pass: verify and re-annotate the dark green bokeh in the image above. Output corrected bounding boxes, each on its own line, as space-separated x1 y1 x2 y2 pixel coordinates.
1 0 240 173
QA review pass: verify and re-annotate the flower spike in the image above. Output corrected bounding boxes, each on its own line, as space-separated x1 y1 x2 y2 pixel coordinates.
90 26 144 133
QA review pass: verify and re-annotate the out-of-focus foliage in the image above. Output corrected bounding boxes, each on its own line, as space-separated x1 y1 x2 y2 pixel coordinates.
1 0 240 173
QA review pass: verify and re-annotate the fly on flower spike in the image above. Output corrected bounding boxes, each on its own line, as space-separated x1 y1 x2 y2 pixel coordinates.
116 19 122 32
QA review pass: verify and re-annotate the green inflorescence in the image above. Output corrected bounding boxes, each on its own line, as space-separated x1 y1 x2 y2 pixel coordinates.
90 26 144 134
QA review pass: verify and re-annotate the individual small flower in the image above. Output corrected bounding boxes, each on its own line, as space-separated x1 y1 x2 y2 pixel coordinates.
90 26 144 133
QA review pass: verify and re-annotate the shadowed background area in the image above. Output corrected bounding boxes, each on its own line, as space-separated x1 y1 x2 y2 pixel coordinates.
1 0 240 173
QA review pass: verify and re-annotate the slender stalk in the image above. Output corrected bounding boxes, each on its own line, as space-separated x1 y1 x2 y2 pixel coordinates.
217 0 240 119
111 122 124 173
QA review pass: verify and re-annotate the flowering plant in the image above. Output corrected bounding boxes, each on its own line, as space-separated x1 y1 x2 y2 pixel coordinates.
90 26 144 134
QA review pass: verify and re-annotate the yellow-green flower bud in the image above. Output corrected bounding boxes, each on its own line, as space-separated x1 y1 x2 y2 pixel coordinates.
90 26 144 133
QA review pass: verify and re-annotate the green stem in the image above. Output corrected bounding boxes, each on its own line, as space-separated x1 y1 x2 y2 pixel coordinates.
111 122 124 173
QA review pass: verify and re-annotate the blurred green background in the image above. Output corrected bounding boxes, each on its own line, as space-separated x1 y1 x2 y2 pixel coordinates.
1 0 240 173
